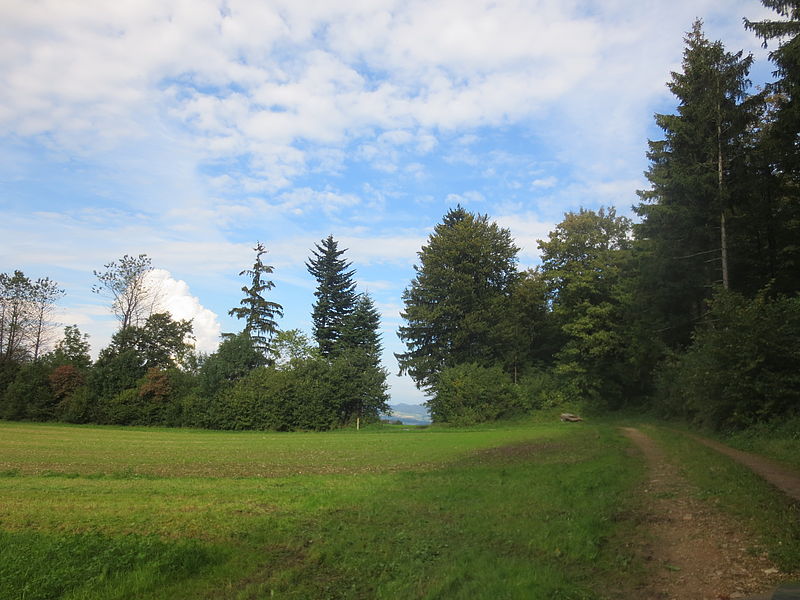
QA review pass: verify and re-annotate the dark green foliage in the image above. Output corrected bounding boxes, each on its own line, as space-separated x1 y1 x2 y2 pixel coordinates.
99 368 193 427
635 21 756 347
56 385 94 424
745 2 800 176
0 361 55 421
504 269 561 376
228 242 284 360
427 363 522 425
205 351 388 431
397 206 519 389
654 290 800 429
197 332 265 400
89 349 143 405
306 235 358 357
104 312 194 371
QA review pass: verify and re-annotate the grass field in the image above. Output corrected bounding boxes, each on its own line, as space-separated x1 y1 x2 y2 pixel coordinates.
0 419 646 599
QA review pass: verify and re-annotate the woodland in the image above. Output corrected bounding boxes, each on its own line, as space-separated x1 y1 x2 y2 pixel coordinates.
1 6 799 433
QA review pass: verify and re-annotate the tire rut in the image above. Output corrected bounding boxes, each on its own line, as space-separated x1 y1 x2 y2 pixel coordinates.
620 427 783 600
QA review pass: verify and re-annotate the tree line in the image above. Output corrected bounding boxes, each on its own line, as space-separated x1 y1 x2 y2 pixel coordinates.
395 8 800 429
0 239 389 430
2 4 799 432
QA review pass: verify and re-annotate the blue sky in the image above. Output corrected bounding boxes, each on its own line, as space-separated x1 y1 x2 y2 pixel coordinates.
0 0 776 405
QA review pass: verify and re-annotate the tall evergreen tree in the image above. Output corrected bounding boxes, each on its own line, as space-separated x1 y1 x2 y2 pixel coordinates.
397 206 519 389
635 21 755 347
229 242 284 360
306 235 357 357
743 3 800 294
745 2 800 175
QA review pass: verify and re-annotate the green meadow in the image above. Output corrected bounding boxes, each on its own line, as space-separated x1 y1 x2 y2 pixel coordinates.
0 419 646 599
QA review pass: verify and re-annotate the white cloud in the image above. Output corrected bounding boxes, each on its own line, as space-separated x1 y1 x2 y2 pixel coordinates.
495 214 557 264
1 0 772 191
445 190 485 204
532 176 557 189
146 269 222 354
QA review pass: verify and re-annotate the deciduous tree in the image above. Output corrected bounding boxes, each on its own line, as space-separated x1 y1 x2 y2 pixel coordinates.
93 254 159 330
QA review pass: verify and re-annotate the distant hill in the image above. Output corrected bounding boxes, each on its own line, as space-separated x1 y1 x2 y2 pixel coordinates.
385 403 431 425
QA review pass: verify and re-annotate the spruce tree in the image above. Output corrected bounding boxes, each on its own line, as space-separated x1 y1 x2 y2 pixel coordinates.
306 235 357 357
229 242 284 360
635 21 755 347
397 206 519 389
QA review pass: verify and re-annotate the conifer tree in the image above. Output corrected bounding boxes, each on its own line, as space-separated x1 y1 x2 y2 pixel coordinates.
229 242 284 360
635 20 755 347
306 236 357 357
397 206 519 389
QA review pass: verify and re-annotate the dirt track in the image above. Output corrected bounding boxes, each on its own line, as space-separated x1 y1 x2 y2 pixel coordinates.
688 435 800 502
621 427 794 600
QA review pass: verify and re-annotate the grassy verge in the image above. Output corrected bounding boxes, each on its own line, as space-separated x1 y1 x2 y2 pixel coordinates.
716 417 800 471
644 425 800 571
0 420 644 599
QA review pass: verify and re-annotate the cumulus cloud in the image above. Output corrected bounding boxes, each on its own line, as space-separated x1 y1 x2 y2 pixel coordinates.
146 269 222 353
0 0 773 191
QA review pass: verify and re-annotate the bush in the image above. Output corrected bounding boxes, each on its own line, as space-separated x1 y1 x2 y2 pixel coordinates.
654 290 800 430
427 363 522 425
0 362 55 421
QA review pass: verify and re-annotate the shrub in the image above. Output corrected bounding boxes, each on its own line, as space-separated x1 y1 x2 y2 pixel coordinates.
654 290 800 430
427 363 521 425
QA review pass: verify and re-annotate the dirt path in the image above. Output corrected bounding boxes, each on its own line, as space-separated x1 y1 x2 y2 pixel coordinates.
689 434 800 502
621 427 782 600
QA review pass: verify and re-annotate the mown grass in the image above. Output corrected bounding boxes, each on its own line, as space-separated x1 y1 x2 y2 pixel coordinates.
0 419 645 599
644 425 800 571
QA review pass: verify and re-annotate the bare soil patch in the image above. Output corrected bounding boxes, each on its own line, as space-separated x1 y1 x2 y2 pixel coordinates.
621 427 783 600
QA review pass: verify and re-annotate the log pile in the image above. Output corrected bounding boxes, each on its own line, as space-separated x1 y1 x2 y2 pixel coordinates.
559 413 583 422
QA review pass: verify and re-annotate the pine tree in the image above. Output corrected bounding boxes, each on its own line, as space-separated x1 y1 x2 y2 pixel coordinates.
743 3 800 294
336 293 390 423
635 21 755 347
306 236 357 357
745 2 800 175
229 242 284 360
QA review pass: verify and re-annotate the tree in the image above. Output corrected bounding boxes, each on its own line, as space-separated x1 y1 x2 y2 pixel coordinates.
336 293 390 423
745 2 800 176
107 312 194 371
228 242 284 360
538 208 639 406
306 236 358 357
29 277 65 360
0 271 35 362
397 206 519 389
93 254 159 330
742 5 800 294
0 271 63 362
198 332 265 400
635 21 756 347
48 325 92 370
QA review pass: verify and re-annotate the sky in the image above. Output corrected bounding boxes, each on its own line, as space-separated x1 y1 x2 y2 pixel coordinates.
0 0 778 405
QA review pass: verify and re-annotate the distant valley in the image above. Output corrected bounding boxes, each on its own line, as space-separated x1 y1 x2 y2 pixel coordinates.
386 403 431 425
